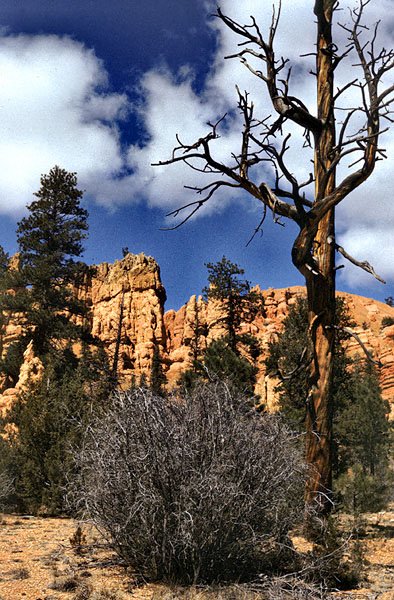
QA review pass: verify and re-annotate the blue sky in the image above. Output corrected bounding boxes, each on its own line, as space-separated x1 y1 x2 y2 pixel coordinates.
0 0 392 309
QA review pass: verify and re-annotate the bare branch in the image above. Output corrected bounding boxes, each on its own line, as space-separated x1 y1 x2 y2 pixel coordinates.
217 5 322 135
335 242 386 284
236 86 254 179
277 346 310 381
160 181 241 230
328 325 383 367
246 205 267 247
333 78 358 102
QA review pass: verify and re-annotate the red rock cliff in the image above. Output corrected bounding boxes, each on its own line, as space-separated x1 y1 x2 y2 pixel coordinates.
0 254 393 418
164 287 394 416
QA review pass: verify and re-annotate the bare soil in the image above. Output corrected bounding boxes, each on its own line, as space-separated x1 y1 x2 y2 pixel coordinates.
0 511 393 600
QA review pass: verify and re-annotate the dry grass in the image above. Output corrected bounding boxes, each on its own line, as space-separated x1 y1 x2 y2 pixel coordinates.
0 511 393 599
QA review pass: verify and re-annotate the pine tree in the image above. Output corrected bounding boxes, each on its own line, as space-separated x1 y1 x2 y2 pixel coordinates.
203 257 263 355
266 297 392 511
150 344 167 396
203 338 258 397
335 360 392 512
0 246 32 387
1 346 111 514
0 245 10 358
384 297 394 307
13 166 89 357
265 296 353 432
0 245 8 283
179 258 261 397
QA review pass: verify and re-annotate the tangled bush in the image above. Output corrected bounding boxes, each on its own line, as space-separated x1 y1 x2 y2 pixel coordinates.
0 470 13 508
72 383 308 584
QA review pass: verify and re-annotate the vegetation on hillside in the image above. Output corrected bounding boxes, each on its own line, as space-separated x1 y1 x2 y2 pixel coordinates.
179 257 263 397
0 167 111 514
266 297 392 513
0 167 391 593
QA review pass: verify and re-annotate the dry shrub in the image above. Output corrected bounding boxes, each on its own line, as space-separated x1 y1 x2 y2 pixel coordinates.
71 582 127 600
88 590 128 600
72 581 93 600
0 471 13 508
151 579 339 599
71 382 308 584
48 574 80 591
151 586 264 599
8 566 30 580
70 524 87 554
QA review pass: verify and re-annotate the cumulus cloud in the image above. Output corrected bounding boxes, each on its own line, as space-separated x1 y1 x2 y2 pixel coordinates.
126 0 394 286
0 1 392 287
0 33 129 213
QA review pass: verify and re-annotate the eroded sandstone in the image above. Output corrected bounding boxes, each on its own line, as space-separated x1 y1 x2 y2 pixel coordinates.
0 253 393 418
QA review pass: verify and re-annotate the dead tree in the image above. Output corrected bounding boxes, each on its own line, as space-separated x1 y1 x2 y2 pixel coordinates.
154 0 394 513
111 287 125 387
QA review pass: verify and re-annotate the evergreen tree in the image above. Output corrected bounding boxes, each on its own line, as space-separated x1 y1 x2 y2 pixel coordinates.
0 169 108 514
11 166 89 357
203 338 258 397
0 346 111 514
0 246 32 387
0 245 10 359
335 359 392 513
0 244 9 285
266 297 392 511
384 296 394 307
203 257 263 354
179 259 261 397
150 344 167 396
186 297 207 369
265 296 353 432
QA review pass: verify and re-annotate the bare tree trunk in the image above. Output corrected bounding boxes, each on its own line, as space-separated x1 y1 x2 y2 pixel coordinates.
304 0 336 512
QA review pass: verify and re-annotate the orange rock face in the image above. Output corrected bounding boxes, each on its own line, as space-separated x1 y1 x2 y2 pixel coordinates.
0 253 167 412
81 253 167 384
0 253 393 418
164 286 394 416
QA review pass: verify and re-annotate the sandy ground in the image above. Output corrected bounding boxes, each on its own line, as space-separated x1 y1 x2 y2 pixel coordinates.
0 511 393 600
0 514 161 599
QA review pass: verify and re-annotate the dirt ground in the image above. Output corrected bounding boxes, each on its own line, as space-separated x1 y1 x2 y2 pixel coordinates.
0 511 393 600
0 515 161 600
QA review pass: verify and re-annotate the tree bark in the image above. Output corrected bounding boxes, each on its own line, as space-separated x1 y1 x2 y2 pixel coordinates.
304 0 336 512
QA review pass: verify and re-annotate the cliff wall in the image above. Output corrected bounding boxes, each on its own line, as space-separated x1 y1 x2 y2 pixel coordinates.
0 254 393 418
165 286 394 416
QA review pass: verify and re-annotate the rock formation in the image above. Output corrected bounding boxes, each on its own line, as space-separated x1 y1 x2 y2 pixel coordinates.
164 286 394 416
78 253 167 385
0 253 167 412
0 253 393 418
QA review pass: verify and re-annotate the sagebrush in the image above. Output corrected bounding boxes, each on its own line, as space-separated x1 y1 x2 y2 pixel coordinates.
71 382 308 584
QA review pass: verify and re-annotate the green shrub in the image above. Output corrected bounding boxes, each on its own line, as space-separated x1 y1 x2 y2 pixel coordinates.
381 316 394 328
0 346 111 514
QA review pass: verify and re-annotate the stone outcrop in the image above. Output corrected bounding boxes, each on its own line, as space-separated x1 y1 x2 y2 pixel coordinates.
0 253 167 412
164 286 394 416
0 341 44 416
82 253 167 384
0 252 393 418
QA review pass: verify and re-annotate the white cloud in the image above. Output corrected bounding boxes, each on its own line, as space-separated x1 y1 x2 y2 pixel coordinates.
337 225 394 288
0 2 392 287
0 33 128 214
126 0 394 285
